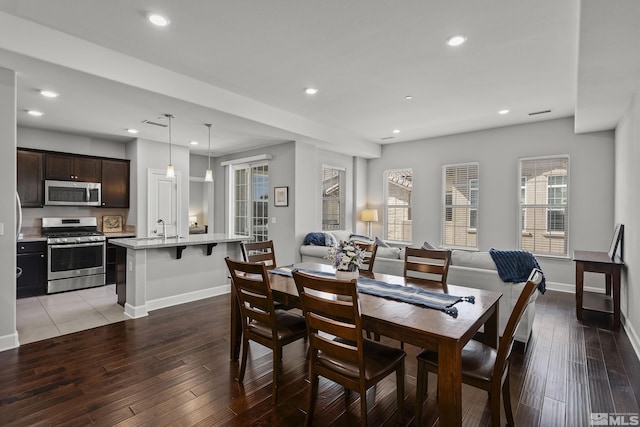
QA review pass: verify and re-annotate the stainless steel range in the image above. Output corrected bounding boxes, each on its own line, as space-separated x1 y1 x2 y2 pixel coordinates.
42 217 106 294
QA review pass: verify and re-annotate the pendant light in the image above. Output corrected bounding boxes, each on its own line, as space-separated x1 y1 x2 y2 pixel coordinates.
204 123 213 182
165 113 175 178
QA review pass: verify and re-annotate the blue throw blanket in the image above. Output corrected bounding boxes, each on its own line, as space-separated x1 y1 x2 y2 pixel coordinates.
488 249 546 294
268 267 475 317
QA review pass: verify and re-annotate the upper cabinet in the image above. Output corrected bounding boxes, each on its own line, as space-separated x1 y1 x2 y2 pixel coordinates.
45 153 102 182
101 159 130 208
17 149 44 207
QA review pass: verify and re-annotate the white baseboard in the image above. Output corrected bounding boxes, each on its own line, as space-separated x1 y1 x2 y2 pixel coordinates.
545 281 605 295
146 284 230 312
623 317 640 361
0 331 20 352
124 303 148 319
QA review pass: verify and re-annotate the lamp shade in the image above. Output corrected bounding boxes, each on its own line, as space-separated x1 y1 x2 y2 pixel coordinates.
361 209 378 222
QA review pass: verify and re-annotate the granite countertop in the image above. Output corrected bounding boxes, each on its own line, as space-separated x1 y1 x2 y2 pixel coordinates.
109 233 248 250
104 232 137 239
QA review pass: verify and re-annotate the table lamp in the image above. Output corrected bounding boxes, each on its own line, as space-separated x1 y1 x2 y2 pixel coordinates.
361 209 379 239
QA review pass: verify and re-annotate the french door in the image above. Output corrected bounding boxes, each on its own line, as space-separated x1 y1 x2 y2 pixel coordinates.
232 163 269 241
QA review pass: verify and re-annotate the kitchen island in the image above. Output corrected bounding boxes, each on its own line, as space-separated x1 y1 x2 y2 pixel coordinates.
110 234 247 318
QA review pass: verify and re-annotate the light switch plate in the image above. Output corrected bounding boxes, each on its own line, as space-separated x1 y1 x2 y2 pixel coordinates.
271 217 276 224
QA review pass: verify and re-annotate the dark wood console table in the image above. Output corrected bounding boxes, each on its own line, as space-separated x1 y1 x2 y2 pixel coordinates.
573 250 624 329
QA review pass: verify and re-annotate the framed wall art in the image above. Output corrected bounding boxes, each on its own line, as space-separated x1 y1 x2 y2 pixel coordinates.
274 186 288 207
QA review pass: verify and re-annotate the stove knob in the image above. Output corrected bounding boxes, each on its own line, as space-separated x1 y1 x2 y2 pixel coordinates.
76 237 82 243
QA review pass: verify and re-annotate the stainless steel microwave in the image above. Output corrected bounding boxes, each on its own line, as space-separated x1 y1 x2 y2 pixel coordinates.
44 180 101 206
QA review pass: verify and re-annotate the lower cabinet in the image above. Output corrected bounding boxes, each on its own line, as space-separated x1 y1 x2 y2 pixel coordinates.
17 241 47 298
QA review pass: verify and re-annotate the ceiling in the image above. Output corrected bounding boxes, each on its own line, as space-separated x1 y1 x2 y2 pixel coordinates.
0 0 638 159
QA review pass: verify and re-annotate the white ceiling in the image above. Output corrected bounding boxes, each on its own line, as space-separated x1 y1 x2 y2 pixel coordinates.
0 0 638 159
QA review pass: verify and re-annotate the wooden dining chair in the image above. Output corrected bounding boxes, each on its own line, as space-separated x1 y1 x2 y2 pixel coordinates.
225 257 307 405
414 268 544 427
353 241 378 273
241 240 277 268
403 247 451 288
292 270 406 427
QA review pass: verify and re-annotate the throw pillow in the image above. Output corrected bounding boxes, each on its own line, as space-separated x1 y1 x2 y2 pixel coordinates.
422 241 436 250
374 236 390 247
349 233 373 243
376 247 402 259
303 232 327 246
324 232 336 247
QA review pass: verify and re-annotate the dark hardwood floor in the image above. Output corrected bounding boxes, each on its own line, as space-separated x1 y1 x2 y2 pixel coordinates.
1 290 639 426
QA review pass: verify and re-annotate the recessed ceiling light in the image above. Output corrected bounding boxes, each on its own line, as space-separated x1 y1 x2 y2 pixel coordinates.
190 141 199 145
498 109 510 115
40 90 59 98
305 87 318 95
405 96 413 100
446 35 467 47
127 129 139 134
392 129 400 134
148 13 170 27
27 110 43 117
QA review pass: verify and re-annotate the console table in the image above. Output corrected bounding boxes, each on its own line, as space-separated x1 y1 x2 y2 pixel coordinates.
573 250 624 329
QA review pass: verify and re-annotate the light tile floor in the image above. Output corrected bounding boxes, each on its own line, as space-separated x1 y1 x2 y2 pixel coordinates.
16 284 129 345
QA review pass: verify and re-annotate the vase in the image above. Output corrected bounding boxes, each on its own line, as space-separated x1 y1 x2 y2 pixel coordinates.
335 269 359 281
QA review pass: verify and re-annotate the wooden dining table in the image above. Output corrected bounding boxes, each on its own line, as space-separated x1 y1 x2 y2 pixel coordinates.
229 262 502 427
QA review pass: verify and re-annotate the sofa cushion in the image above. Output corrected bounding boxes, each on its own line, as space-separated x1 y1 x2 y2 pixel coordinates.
451 250 496 271
349 233 372 244
376 246 402 259
374 236 390 247
422 241 436 249
331 230 353 244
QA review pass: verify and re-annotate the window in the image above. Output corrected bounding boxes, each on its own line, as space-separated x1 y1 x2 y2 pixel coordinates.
322 166 345 231
442 163 479 249
232 162 269 241
384 169 412 242
519 156 569 256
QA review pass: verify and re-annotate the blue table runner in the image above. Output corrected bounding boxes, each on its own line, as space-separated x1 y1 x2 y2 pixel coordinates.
268 267 474 317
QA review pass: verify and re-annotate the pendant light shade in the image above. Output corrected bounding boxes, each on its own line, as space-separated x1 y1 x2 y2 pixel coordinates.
204 123 213 182
165 113 175 178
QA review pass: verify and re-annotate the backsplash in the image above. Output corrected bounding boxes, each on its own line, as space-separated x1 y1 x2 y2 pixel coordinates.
21 206 131 232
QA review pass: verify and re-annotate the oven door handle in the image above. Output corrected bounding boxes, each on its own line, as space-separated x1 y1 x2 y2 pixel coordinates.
50 242 105 249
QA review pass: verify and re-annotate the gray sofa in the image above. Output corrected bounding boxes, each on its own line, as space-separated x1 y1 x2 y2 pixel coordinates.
300 230 539 350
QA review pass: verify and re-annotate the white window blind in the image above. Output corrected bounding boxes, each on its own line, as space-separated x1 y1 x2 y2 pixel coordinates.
519 156 569 256
442 163 479 249
384 169 412 242
322 166 345 231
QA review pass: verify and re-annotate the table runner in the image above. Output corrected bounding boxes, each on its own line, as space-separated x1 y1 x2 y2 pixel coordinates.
268 267 474 317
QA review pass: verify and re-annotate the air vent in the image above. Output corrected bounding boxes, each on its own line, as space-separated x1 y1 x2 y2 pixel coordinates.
529 110 551 116
381 136 395 140
141 119 168 127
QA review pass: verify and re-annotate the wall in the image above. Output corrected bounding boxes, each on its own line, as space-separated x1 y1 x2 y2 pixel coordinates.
0 67 18 351
367 117 615 289
17 127 129 229
615 92 640 355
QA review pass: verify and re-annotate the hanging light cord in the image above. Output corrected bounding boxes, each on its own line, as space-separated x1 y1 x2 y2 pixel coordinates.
168 115 173 165
207 123 212 168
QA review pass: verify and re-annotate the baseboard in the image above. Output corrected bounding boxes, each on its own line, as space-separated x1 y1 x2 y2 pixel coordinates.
124 303 148 319
146 284 230 312
545 281 604 294
624 317 640 361
0 331 20 352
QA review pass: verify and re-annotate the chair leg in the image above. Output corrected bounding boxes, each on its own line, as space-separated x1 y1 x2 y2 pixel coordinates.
238 338 249 382
502 370 515 426
306 374 319 427
360 388 368 427
396 362 405 425
415 359 426 424
272 346 281 405
490 379 502 427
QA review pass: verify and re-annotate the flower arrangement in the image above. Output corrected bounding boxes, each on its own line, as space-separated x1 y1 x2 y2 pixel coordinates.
326 240 365 272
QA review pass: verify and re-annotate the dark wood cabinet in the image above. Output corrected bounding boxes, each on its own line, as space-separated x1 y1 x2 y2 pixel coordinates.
17 241 47 298
101 159 130 208
17 150 44 207
45 153 101 182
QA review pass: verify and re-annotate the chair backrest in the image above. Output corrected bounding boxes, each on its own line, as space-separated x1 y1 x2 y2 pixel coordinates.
241 240 277 268
353 241 378 273
494 268 543 378
292 270 365 387
403 247 451 287
225 257 277 336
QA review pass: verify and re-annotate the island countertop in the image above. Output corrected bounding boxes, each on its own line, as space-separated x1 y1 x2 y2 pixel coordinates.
109 233 248 250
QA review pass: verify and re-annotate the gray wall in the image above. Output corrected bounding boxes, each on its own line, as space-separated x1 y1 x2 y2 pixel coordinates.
615 92 640 355
0 67 17 351
367 117 615 288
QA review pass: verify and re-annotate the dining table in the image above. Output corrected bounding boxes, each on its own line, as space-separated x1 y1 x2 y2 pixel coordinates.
229 262 502 427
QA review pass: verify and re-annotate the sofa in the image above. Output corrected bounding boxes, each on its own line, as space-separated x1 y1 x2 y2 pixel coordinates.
300 230 539 351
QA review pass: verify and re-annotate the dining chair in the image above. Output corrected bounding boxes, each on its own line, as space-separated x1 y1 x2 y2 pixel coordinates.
241 240 277 268
403 247 452 288
353 241 378 273
225 257 307 405
292 270 406 427
414 268 544 427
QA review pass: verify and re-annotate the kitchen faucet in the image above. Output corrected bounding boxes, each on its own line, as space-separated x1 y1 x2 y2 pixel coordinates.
157 219 166 237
